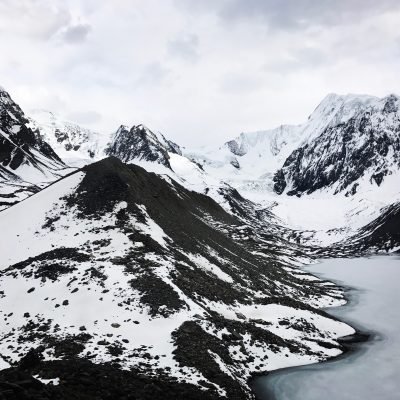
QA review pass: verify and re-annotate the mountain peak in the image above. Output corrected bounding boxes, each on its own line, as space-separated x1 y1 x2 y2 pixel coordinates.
311 92 400 121
274 92 400 196
0 85 9 96
106 124 181 168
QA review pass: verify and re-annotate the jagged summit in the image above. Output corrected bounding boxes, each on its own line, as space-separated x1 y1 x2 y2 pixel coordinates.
305 92 398 136
0 87 72 209
195 92 400 198
105 124 181 169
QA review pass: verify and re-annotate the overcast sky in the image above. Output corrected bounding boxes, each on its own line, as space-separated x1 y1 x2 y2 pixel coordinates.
1 0 400 146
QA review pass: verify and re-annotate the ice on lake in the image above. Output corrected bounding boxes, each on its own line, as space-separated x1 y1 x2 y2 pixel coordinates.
253 256 400 400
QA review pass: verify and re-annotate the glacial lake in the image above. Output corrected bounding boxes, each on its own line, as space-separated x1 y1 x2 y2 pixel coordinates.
252 256 400 400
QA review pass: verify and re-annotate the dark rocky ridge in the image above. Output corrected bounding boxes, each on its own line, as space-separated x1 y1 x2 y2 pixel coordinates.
65 157 330 305
105 124 181 169
359 202 400 251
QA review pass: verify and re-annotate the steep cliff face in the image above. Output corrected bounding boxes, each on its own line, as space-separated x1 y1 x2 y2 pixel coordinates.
0 89 63 174
0 88 71 210
273 94 400 196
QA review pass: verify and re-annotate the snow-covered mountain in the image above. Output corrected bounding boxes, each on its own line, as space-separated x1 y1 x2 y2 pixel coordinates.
28 109 106 167
0 88 72 210
180 94 400 248
184 124 304 197
187 94 400 200
273 93 400 197
0 156 353 399
16 89 399 251
1 86 399 399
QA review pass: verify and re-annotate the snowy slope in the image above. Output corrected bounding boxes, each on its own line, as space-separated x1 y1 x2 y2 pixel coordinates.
322 200 400 255
184 124 304 197
28 109 108 167
0 157 355 399
42 90 397 252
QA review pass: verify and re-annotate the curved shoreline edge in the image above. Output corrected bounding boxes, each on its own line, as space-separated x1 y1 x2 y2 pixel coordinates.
248 260 377 400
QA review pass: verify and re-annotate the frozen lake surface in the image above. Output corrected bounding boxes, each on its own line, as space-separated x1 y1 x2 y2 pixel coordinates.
253 256 400 400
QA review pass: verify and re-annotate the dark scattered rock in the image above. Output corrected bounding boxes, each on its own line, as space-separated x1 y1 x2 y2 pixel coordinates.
130 271 186 317
0 358 218 400
18 348 44 370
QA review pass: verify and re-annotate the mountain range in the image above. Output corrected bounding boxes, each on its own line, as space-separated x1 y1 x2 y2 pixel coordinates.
0 86 398 399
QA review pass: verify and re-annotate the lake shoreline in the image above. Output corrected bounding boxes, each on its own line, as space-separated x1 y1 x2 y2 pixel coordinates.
249 257 382 400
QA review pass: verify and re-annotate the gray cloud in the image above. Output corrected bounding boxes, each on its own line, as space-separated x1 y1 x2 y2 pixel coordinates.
61 23 91 44
2 0 400 147
219 73 261 94
179 0 400 30
264 47 328 74
136 63 171 87
168 34 199 61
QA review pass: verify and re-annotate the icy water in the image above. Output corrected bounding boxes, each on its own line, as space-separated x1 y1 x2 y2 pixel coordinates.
253 256 400 400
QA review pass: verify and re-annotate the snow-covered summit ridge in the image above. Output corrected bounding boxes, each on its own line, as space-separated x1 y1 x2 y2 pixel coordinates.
225 93 399 159
225 124 302 159
273 92 400 196
28 109 107 167
303 92 398 140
